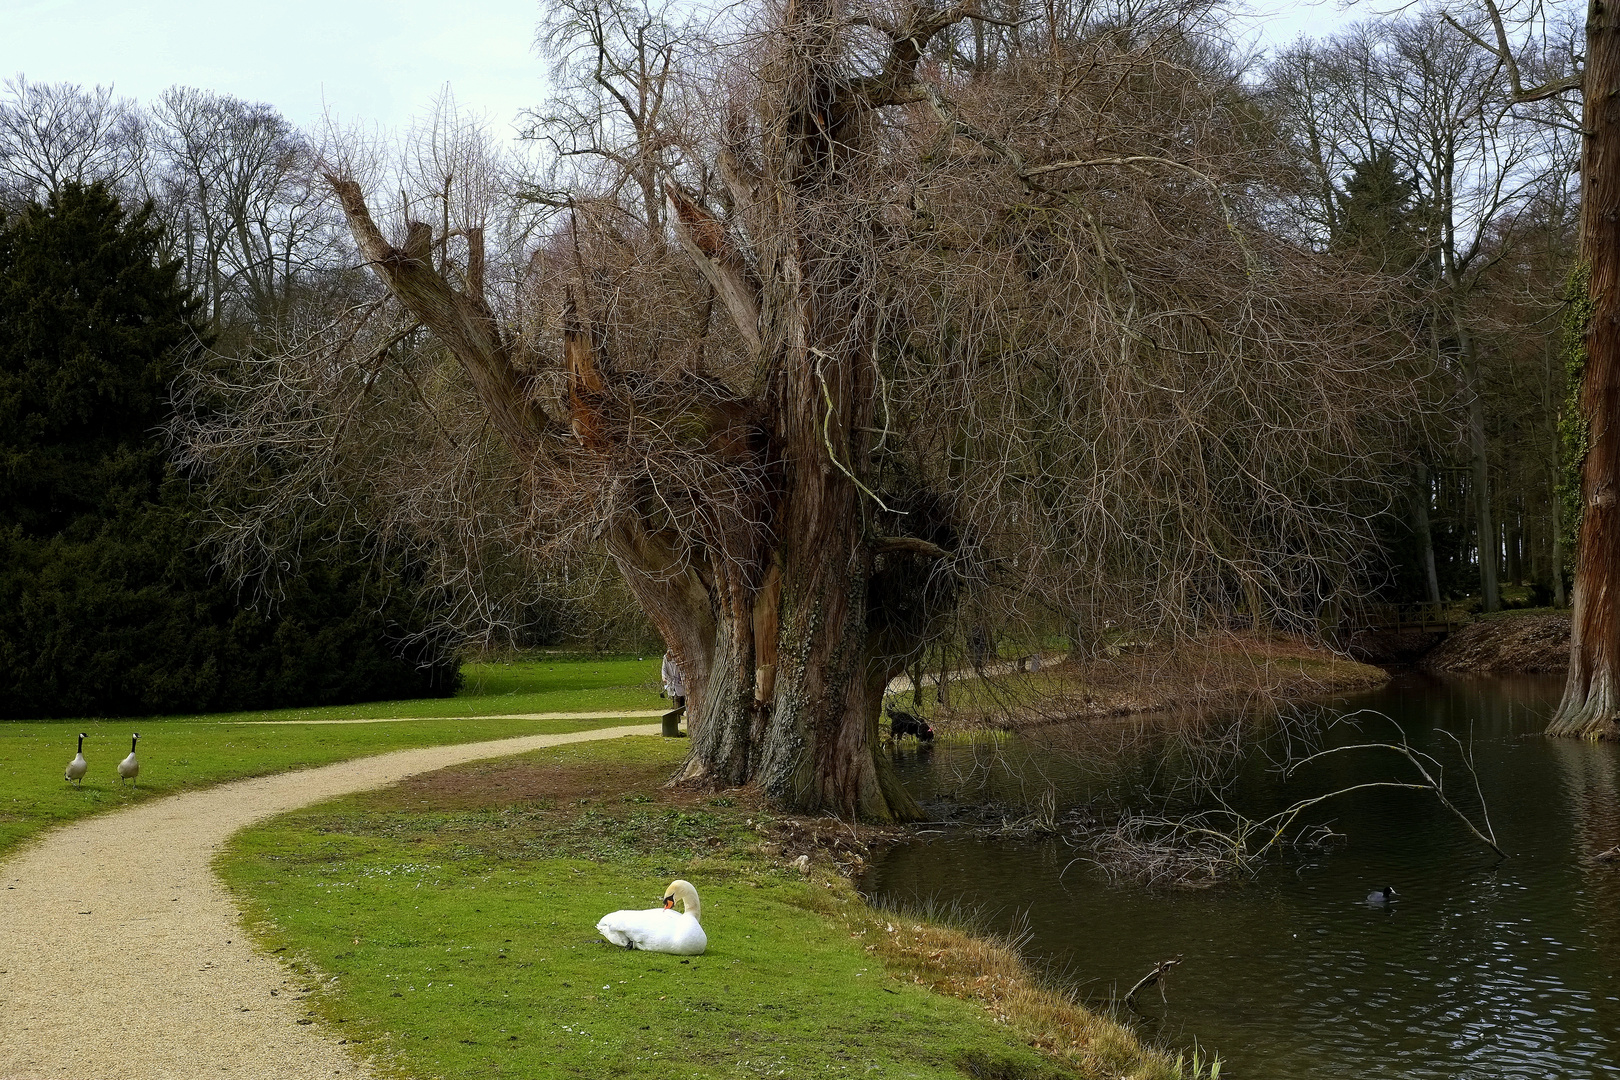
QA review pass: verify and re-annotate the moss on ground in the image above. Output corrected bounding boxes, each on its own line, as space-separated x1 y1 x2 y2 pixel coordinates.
220 738 1187 1080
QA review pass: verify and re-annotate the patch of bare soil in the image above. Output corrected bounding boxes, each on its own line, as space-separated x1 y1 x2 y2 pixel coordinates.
1421 612 1571 674
367 753 898 878
379 755 692 809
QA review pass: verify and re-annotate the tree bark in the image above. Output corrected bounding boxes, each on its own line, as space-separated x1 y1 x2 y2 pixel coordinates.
1550 0 1620 738
752 293 923 820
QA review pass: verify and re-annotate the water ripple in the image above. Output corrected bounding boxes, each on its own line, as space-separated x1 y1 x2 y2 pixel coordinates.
866 674 1620 1080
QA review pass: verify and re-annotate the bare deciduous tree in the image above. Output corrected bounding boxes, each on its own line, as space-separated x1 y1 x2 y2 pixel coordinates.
148 87 346 333
0 77 144 208
180 0 1429 819
1267 12 1571 613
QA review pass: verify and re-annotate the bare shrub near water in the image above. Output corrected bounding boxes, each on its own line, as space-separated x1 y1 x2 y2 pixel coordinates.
1073 708 1503 886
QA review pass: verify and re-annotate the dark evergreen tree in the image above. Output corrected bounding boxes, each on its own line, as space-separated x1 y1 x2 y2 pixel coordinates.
1332 149 1431 276
1333 153 1453 605
0 183 186 536
0 183 458 718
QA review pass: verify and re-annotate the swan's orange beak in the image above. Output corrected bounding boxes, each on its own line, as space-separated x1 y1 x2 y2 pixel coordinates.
663 897 675 909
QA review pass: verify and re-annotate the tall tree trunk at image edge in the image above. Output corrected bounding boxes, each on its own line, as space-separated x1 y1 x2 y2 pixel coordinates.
1550 0 1620 738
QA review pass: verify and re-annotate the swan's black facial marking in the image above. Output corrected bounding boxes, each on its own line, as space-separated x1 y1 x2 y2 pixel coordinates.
663 896 675 908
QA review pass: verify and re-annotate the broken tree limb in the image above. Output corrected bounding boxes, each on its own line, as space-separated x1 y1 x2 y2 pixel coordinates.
873 536 952 560
325 175 552 454
664 183 762 357
1125 956 1183 1009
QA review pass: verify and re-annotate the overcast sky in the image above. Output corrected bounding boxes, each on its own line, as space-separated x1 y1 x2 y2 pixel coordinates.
5 0 1355 143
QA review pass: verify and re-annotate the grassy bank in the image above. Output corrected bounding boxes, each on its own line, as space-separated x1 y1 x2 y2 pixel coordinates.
212 653 666 722
0 654 665 856
919 632 1388 732
220 737 1193 1079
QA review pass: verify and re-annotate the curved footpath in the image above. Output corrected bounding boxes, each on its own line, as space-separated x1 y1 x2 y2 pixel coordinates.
0 722 661 1080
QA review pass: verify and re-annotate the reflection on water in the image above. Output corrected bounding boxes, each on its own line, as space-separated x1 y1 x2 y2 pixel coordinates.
864 674 1620 1078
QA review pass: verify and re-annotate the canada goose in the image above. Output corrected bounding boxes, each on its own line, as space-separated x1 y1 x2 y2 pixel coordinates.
596 879 707 955
118 734 139 787
1367 886 1397 904
64 733 88 786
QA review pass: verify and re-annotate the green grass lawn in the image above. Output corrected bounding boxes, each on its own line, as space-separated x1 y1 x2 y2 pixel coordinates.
0 654 666 856
222 653 667 722
221 738 1179 1080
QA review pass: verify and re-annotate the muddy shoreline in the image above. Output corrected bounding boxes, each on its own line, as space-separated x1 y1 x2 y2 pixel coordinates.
1417 610 1571 674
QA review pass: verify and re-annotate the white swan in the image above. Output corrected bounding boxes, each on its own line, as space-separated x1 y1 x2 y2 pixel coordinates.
118 733 139 787
65 733 87 787
596 879 707 955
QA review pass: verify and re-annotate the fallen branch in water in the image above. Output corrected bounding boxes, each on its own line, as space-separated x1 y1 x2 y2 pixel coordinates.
1124 955 1183 1010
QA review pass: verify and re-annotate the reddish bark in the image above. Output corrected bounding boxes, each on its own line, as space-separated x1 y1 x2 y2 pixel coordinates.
1550 0 1620 738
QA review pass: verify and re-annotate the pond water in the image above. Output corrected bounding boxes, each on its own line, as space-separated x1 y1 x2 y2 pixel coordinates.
862 674 1620 1078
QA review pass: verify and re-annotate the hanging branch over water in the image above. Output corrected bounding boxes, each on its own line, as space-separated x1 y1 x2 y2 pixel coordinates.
1082 713 1505 885
1280 725 1506 860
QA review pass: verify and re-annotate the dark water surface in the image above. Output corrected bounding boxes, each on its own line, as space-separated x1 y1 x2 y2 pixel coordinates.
863 674 1620 1078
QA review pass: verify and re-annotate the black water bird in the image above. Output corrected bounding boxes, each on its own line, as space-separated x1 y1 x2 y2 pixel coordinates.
1367 886 1397 904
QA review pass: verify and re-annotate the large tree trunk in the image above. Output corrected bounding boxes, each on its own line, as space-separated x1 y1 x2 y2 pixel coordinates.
1550 0 1620 738
607 521 765 786
754 291 922 820
650 0 957 818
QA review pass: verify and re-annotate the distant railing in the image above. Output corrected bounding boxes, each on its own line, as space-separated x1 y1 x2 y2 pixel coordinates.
1348 602 1469 634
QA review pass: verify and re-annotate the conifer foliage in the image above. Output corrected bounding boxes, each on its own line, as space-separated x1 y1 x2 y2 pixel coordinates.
0 183 458 718
0 183 183 533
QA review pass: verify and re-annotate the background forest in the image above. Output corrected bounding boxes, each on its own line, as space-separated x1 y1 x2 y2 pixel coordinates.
0 0 1582 718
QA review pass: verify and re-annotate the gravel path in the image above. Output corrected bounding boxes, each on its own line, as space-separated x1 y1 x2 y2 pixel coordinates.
231 709 670 725
0 722 660 1079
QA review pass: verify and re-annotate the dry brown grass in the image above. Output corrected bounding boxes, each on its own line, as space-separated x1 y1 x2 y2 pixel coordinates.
934 631 1388 735
819 880 1183 1080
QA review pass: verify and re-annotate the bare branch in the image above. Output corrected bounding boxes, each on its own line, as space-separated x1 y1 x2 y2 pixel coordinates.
664 182 762 356
1441 8 1582 103
326 175 553 453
